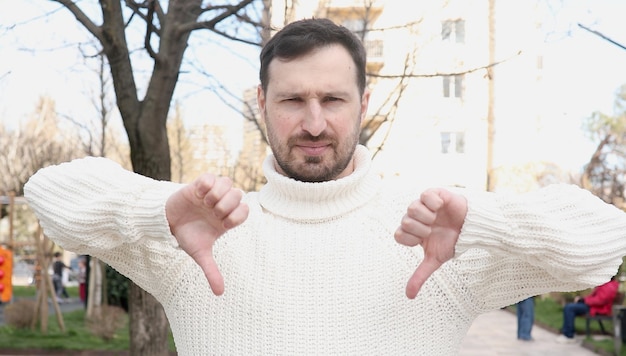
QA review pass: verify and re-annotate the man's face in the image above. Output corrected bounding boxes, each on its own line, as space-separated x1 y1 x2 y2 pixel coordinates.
258 44 370 182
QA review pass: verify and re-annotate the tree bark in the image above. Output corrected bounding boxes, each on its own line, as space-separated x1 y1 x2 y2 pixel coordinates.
129 283 170 355
51 1 258 354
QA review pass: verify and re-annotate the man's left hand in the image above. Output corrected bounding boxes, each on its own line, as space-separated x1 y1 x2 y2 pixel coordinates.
394 188 467 299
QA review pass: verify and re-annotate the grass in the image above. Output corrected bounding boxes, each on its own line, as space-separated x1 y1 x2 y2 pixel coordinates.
4 287 626 354
0 308 131 352
12 284 78 299
1 285 175 353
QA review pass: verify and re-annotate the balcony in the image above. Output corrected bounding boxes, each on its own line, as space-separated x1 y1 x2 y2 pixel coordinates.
364 39 384 73
321 0 383 19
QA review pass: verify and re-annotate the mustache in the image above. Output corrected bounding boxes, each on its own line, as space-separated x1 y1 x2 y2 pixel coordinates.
289 132 334 143
287 132 337 146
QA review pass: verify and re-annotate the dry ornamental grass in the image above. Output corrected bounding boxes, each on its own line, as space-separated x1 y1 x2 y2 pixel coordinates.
4 299 36 329
86 305 127 341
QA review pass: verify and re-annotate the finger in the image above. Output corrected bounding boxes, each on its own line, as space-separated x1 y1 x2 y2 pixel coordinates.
193 173 216 200
406 201 436 226
223 203 250 230
398 213 433 237
212 187 244 220
394 228 423 247
195 250 225 296
202 177 233 208
420 189 444 212
406 257 440 299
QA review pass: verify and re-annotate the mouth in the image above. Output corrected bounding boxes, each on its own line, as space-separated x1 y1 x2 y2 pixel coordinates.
296 143 331 156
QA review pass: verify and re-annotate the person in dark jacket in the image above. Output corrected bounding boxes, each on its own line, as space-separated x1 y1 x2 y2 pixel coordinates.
52 251 70 302
556 276 619 343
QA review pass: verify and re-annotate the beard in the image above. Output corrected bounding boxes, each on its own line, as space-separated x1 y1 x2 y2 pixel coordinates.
266 114 361 183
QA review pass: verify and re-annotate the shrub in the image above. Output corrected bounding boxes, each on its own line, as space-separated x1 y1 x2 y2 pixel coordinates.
86 305 127 341
4 299 36 329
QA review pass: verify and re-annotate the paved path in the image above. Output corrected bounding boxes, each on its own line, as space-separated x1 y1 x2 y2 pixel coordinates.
460 309 602 356
0 300 608 355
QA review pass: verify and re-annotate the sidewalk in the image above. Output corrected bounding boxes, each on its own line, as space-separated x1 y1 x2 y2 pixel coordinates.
460 309 602 356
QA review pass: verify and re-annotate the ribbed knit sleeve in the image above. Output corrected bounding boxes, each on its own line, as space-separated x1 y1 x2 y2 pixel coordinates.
24 157 185 297
449 184 626 310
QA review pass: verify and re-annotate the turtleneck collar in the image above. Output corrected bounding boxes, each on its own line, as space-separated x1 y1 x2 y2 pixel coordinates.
258 145 382 221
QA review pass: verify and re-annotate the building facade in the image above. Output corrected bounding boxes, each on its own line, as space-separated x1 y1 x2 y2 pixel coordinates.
239 0 559 191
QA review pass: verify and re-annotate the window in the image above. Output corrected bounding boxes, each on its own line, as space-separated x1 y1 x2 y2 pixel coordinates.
441 19 465 43
443 75 464 98
342 19 365 35
440 132 465 154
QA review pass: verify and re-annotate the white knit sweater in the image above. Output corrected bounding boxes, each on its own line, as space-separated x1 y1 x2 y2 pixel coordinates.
24 146 626 355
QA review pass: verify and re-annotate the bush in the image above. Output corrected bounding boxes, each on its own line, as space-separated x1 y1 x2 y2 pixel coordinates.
86 305 127 341
105 265 129 312
4 299 36 329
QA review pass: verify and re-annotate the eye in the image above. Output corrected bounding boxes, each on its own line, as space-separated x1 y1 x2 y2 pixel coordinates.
284 97 302 102
324 96 341 103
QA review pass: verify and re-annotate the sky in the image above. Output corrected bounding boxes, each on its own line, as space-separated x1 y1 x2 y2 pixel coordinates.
0 0 625 174
539 0 626 116
489 0 626 172
538 0 626 171
0 0 259 139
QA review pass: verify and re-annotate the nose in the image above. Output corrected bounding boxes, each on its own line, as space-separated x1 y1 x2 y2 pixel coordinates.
301 100 326 136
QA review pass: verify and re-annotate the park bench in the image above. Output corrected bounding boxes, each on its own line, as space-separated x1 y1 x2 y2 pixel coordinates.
584 291 625 338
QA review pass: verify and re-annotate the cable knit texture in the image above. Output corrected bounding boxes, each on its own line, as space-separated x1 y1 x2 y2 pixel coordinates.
24 145 626 355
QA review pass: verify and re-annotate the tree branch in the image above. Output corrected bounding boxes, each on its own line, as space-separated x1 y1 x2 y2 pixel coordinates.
144 0 158 59
368 52 520 79
578 23 626 51
177 0 255 34
51 0 103 42
206 27 261 46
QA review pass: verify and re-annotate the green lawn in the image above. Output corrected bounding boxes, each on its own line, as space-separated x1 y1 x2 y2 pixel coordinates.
12 284 79 299
2 285 175 353
0 308 131 352
3 287 625 355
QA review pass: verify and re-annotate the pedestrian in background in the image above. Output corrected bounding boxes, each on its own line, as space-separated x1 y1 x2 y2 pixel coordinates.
517 296 535 341
51 251 70 303
77 257 87 306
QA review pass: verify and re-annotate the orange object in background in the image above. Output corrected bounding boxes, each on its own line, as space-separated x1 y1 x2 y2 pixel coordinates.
0 247 13 303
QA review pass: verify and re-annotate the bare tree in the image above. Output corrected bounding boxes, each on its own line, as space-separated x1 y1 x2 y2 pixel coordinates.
168 103 192 183
581 84 626 209
577 19 626 209
0 97 83 196
48 1 259 354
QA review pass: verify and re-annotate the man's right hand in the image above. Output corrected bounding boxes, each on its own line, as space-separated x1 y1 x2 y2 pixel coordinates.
166 173 249 296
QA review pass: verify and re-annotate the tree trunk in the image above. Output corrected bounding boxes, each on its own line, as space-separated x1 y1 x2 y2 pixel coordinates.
129 283 170 356
98 2 193 353
126 109 171 356
86 257 104 319
51 1 257 353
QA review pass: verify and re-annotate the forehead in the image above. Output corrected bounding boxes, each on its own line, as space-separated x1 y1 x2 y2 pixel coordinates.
266 44 359 94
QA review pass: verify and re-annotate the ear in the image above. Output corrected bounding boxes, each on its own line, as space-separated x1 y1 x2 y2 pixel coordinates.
360 89 371 123
257 85 267 125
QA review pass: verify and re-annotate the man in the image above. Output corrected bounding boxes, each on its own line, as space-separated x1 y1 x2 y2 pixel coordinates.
51 251 70 303
556 276 619 344
24 18 626 355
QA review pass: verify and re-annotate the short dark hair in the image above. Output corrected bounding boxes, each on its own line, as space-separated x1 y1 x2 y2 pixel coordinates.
259 18 367 95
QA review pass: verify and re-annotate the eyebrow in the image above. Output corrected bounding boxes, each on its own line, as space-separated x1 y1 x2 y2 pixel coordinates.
273 90 352 99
